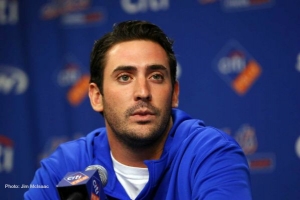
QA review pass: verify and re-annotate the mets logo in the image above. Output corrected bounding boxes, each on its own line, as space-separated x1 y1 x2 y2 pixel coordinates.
64 172 89 185
234 124 258 155
213 40 262 95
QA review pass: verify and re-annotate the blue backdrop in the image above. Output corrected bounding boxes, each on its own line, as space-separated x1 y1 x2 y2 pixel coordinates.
1 0 300 199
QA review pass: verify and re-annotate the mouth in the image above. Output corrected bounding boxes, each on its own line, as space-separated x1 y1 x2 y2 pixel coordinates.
130 109 156 122
132 109 155 116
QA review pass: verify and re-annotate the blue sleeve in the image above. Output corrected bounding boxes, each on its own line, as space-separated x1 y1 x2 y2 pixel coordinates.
192 129 252 199
24 138 91 200
24 147 68 200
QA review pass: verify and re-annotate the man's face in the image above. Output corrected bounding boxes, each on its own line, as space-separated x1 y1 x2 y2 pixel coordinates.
90 40 179 149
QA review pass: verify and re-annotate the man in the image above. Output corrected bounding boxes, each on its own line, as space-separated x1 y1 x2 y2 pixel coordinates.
24 20 252 199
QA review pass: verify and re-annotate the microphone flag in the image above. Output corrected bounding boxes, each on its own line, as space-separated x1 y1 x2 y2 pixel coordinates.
56 169 106 200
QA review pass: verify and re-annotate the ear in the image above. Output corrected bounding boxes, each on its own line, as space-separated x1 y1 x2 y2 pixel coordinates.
89 83 103 112
171 81 180 108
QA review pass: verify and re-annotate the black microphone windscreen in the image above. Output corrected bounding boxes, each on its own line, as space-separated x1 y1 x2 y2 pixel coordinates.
66 192 84 200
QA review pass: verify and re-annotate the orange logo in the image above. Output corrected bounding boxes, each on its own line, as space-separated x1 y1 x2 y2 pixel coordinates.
232 60 262 95
67 74 90 106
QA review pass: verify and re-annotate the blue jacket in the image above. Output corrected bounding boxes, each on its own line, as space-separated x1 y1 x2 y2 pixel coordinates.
24 109 252 199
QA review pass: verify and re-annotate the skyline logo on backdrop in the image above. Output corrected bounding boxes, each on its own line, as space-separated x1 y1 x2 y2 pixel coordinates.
212 40 262 96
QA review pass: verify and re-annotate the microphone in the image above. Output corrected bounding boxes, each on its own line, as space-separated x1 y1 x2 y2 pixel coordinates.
56 165 108 200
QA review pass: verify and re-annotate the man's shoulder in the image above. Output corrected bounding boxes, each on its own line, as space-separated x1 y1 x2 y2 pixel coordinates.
41 127 107 170
173 117 241 153
55 127 104 150
172 111 236 145
189 125 240 149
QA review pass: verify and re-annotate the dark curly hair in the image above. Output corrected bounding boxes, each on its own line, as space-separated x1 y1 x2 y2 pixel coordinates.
90 20 177 93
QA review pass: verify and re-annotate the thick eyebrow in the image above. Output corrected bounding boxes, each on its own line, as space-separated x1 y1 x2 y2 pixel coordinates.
112 65 136 74
147 64 168 72
112 64 168 74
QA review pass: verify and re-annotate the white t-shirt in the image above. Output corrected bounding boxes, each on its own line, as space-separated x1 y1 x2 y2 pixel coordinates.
111 152 149 200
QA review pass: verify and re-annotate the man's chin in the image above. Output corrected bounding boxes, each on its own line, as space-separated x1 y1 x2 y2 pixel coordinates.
117 128 164 149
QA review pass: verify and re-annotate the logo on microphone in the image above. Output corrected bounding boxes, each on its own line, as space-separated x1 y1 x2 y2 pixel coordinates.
92 179 100 198
64 172 89 185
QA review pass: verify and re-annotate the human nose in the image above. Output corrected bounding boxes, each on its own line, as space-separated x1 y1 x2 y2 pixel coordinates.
134 77 152 101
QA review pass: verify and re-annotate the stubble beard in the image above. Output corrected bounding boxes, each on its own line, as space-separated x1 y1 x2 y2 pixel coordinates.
103 100 172 151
